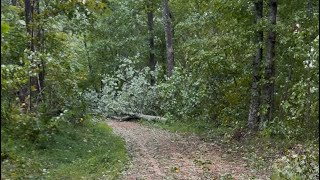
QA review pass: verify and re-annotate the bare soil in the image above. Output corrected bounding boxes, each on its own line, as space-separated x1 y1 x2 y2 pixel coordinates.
106 119 269 180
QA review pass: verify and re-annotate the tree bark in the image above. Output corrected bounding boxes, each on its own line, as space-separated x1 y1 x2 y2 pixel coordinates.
11 0 17 6
39 28 45 99
24 0 43 109
263 0 277 122
162 0 174 77
305 0 313 130
24 0 32 40
147 1 156 85
248 0 263 130
131 113 167 122
24 0 33 111
34 0 45 100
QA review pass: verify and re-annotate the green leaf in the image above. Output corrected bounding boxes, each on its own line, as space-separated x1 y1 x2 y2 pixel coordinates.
18 20 26 26
1 22 10 33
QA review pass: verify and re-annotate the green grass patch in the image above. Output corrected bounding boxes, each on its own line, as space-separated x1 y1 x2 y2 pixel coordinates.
140 119 232 141
1 120 127 180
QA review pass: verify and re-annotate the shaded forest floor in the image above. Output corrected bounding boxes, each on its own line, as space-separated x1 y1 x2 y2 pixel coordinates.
107 119 271 179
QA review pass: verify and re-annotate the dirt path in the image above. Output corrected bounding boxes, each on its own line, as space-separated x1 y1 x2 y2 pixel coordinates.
107 120 269 180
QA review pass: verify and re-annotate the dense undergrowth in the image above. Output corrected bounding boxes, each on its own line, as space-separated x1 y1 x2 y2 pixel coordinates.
1 119 128 179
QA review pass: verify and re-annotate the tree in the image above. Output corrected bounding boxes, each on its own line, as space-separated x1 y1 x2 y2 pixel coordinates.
11 0 17 6
24 0 32 45
23 0 44 110
304 0 314 129
147 0 156 85
263 0 277 122
24 0 34 111
162 0 174 77
248 0 263 130
35 0 45 98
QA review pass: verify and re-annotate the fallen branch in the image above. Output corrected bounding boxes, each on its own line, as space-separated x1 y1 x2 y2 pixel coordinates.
110 115 139 121
131 113 167 122
110 113 167 122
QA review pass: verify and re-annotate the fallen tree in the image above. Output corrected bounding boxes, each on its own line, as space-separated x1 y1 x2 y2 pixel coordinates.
109 113 167 122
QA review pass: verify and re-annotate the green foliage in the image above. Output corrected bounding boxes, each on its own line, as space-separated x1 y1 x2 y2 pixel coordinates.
1 1 127 178
157 68 206 119
85 57 159 115
262 78 319 140
1 21 10 33
218 173 234 180
83 0 166 89
271 145 319 180
1 0 319 179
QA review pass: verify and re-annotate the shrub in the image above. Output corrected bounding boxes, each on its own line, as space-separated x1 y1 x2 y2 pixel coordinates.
85 57 159 116
271 144 319 180
84 57 207 121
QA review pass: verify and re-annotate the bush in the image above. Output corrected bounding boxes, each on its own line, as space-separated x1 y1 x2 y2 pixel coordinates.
271 144 319 180
156 67 207 120
85 57 159 116
84 57 208 121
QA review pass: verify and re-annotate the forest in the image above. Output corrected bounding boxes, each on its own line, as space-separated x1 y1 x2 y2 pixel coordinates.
1 0 319 179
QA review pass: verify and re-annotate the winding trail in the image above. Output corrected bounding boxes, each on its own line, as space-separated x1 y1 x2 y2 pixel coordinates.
107 119 269 180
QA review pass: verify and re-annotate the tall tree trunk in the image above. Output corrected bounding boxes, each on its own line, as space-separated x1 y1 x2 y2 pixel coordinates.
34 0 44 100
24 0 42 110
24 0 33 111
38 28 45 99
11 0 17 6
248 0 263 130
263 0 277 122
305 0 313 133
162 0 174 77
24 0 32 38
84 34 98 91
147 1 156 85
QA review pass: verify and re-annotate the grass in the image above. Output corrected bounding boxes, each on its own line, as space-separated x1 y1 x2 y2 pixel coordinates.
140 119 233 141
141 118 311 150
1 120 128 180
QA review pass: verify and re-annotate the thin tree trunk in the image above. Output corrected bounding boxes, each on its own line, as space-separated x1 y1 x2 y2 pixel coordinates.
279 64 292 120
39 28 45 99
283 64 292 101
305 0 313 131
84 34 98 91
84 34 92 75
34 0 40 52
34 0 44 100
24 0 32 41
248 0 263 131
162 0 174 77
24 0 42 109
24 0 33 111
147 1 156 85
263 0 277 122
